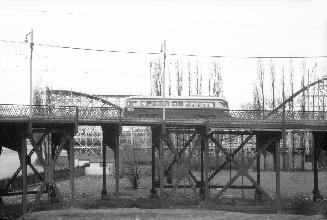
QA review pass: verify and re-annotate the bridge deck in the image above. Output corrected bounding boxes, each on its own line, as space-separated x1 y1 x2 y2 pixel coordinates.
0 105 327 130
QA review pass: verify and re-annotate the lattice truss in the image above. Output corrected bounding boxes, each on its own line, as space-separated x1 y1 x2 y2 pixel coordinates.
45 90 122 156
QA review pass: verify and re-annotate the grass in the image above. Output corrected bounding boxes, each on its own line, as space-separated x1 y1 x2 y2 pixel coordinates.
1 170 327 218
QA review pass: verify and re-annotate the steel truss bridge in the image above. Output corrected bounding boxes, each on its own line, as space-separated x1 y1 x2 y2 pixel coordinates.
1 77 327 214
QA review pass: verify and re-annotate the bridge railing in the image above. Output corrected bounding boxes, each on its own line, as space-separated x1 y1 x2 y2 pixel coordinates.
0 104 121 121
78 106 121 120
0 104 326 122
227 110 327 121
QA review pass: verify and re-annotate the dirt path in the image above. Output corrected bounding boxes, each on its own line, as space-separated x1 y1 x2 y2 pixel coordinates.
20 208 325 220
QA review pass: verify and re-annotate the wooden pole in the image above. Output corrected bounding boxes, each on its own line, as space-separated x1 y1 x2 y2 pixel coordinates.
275 138 281 213
69 134 75 206
22 137 28 214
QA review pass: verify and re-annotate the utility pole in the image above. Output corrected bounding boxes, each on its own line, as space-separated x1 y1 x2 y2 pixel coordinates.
25 29 34 134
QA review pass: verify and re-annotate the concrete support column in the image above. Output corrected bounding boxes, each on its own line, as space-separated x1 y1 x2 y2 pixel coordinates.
199 136 204 199
21 137 28 214
203 126 210 202
101 144 107 197
69 134 75 205
159 124 165 198
312 132 323 202
114 136 119 197
255 134 262 200
102 124 120 198
150 126 160 198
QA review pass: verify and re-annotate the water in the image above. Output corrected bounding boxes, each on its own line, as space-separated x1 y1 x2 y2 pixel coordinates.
0 144 37 179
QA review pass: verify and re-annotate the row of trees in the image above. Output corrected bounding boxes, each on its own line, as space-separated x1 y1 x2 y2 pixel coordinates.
251 59 319 112
251 59 322 171
150 59 223 97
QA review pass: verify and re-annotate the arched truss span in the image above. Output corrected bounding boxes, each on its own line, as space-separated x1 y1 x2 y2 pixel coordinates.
268 76 327 116
46 89 123 111
46 89 123 156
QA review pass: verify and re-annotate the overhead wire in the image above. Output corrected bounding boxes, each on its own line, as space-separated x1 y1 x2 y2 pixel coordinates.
1 39 327 59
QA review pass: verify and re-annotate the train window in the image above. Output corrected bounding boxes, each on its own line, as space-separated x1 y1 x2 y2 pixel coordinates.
132 101 138 106
140 101 147 106
191 102 196 107
185 102 190 107
208 102 214 107
199 102 204 108
126 101 131 106
178 101 183 106
215 102 224 108
147 101 152 106
172 101 177 106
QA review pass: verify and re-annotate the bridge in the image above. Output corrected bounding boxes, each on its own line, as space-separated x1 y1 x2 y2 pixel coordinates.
1 77 327 214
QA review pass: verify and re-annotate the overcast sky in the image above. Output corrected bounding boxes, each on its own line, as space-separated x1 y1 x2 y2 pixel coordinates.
0 0 327 109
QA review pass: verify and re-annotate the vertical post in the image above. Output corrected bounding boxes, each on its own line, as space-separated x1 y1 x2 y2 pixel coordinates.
21 137 27 214
28 29 34 135
101 144 107 197
114 132 119 197
69 134 75 206
255 134 261 200
203 126 209 202
275 138 281 213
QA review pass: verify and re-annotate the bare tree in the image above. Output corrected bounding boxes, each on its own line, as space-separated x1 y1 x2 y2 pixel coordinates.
288 59 295 171
257 59 267 170
152 58 163 96
281 65 287 171
175 60 183 96
210 59 223 97
194 61 202 95
188 61 192 96
252 83 262 110
299 60 306 171
168 65 172 96
257 59 265 111
270 59 276 109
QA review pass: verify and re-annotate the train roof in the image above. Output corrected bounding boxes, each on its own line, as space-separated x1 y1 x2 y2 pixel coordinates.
126 95 227 101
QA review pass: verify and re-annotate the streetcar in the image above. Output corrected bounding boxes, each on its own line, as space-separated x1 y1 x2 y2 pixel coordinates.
125 96 228 109
123 96 229 120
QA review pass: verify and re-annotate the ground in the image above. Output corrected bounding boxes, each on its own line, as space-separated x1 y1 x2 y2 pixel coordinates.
20 208 325 220
1 170 327 219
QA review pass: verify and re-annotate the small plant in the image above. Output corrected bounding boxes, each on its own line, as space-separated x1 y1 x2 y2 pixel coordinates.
121 146 144 189
124 161 142 189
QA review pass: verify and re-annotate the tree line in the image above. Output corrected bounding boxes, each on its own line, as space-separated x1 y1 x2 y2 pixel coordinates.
150 58 223 97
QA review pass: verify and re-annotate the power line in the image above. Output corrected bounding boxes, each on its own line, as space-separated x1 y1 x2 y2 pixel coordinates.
1 39 327 59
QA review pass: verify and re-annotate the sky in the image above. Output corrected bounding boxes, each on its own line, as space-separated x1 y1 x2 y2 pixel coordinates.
0 0 327 109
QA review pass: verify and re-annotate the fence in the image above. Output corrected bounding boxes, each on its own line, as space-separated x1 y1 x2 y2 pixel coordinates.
0 166 86 192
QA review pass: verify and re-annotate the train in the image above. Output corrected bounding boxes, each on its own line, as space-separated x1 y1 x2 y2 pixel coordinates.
123 95 229 120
